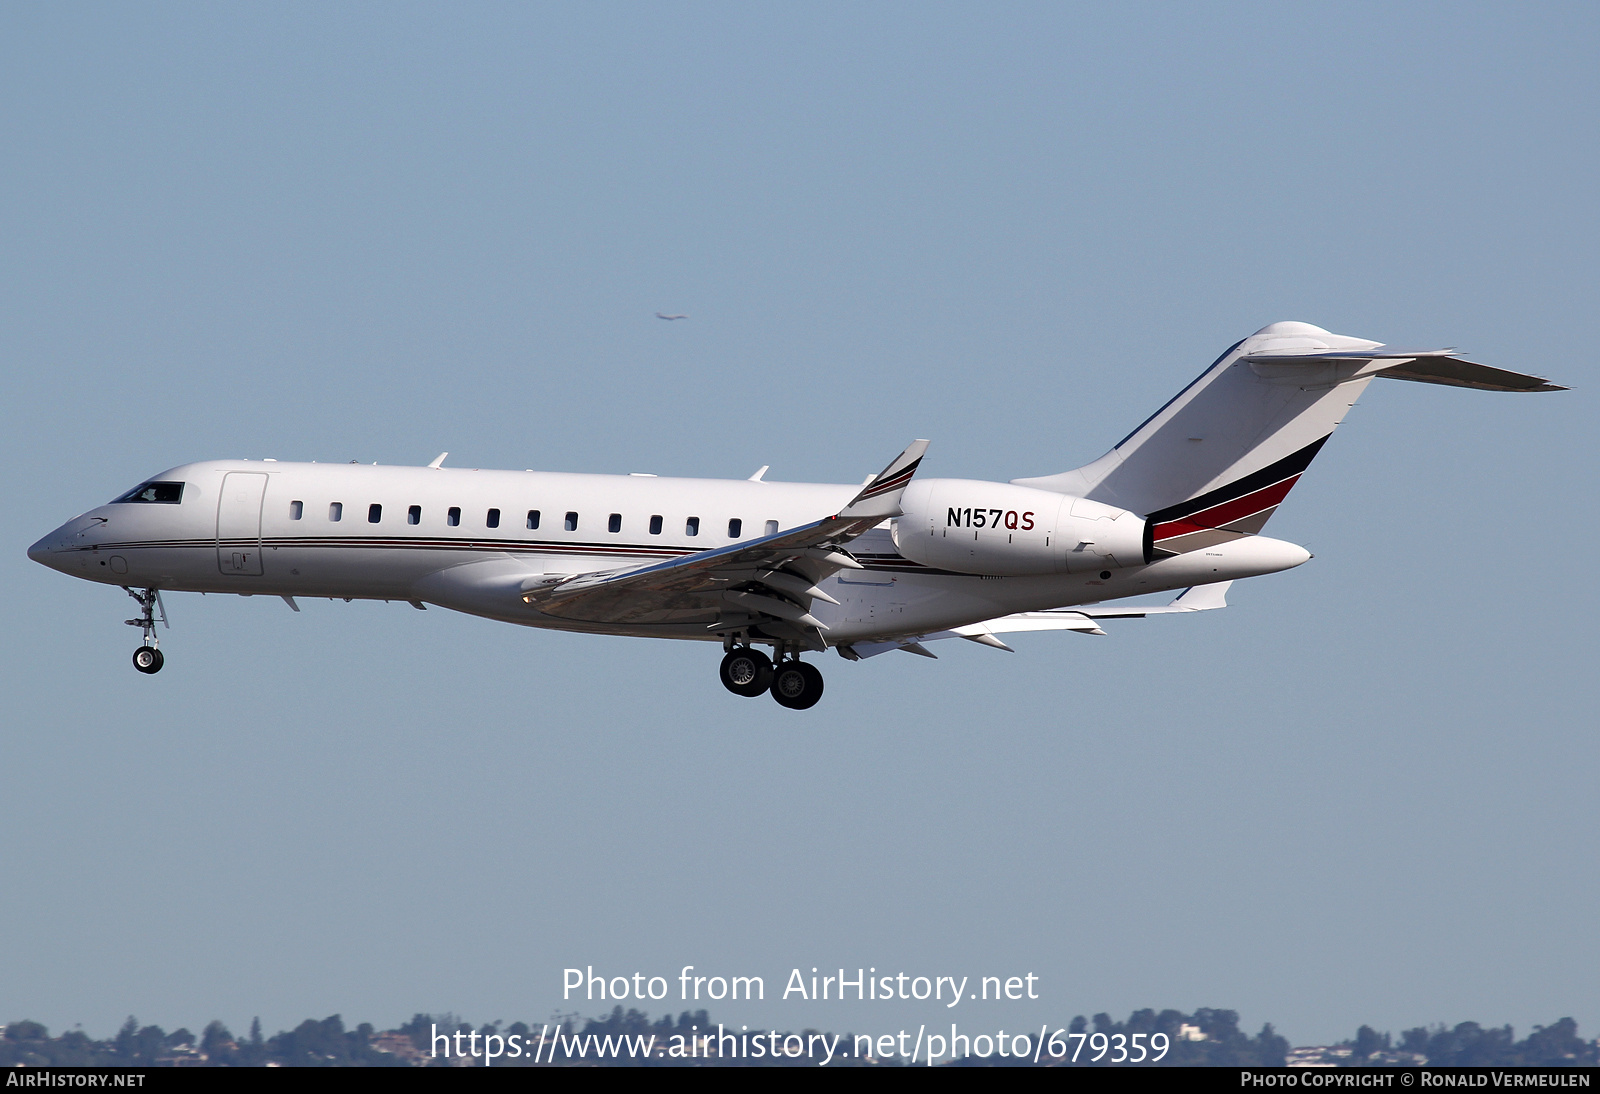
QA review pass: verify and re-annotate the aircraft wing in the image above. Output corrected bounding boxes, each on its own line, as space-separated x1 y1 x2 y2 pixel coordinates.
842 582 1232 659
523 441 930 647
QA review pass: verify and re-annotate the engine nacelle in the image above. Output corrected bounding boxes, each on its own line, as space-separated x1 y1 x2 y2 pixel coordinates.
893 479 1145 576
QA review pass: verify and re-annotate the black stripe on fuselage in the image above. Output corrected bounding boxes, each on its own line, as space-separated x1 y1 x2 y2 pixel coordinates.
77 536 697 558
70 536 963 575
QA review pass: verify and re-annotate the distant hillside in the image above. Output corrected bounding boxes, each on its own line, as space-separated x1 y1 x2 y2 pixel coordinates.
2 1008 1594 1067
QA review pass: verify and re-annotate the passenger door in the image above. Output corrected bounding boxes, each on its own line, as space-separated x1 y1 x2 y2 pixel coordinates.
216 472 268 576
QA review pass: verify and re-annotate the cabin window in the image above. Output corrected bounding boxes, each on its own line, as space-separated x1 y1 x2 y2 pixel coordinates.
486 508 500 528
649 515 663 535
113 481 184 504
329 502 343 522
368 503 382 523
608 513 621 533
527 510 540 530
408 505 421 525
289 501 303 520
565 511 578 531
686 516 700 537
765 520 779 535
728 518 742 538
447 506 461 527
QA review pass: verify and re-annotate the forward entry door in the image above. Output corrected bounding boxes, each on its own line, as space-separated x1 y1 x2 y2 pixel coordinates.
217 472 268 576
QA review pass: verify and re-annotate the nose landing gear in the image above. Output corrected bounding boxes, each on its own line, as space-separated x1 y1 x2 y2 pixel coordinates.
124 587 167 674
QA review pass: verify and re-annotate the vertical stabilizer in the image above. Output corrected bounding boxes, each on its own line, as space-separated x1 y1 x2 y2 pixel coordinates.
1013 322 1561 555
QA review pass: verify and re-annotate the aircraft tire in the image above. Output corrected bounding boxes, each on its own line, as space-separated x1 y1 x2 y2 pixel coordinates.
132 646 164 674
719 648 773 697
770 660 823 709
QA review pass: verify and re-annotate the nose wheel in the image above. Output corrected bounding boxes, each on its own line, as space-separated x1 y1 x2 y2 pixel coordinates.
123 587 168 674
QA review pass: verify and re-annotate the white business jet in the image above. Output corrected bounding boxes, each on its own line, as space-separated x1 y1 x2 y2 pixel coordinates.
29 323 1561 709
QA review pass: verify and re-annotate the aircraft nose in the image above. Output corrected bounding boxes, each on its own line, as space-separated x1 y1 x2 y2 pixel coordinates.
27 533 56 566
28 522 79 571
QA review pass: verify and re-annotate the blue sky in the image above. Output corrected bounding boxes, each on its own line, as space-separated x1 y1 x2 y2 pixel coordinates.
3 2 1595 1047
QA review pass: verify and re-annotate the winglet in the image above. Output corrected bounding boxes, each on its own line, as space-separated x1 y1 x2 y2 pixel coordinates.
838 440 930 520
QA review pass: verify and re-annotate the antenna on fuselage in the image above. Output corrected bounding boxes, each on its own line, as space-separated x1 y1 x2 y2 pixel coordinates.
428 452 448 469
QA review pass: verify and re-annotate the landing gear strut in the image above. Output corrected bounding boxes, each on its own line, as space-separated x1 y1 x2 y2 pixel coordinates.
124 587 167 674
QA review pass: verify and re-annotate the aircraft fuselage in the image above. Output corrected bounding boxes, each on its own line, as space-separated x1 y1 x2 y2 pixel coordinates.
29 458 1307 645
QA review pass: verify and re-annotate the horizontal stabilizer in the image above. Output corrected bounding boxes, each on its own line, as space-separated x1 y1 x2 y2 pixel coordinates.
1376 357 1565 392
1239 347 1459 362
1242 348 1565 392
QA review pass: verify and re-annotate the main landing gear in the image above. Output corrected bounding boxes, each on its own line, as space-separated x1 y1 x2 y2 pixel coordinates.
124 587 167 675
718 645 825 709
770 660 824 710
719 647 773 697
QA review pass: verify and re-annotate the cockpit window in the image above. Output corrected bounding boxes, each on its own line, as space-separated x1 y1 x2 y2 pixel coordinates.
113 481 184 504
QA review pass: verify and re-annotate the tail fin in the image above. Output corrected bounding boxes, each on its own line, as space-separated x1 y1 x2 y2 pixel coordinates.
1013 322 1562 555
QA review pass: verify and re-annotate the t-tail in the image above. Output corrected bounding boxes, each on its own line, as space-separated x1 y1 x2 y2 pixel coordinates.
1012 321 1564 556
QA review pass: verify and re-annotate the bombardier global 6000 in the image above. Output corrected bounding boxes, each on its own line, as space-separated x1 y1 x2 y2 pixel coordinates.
29 323 1561 709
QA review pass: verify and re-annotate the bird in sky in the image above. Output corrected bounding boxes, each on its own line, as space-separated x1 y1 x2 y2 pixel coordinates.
655 312 688 320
